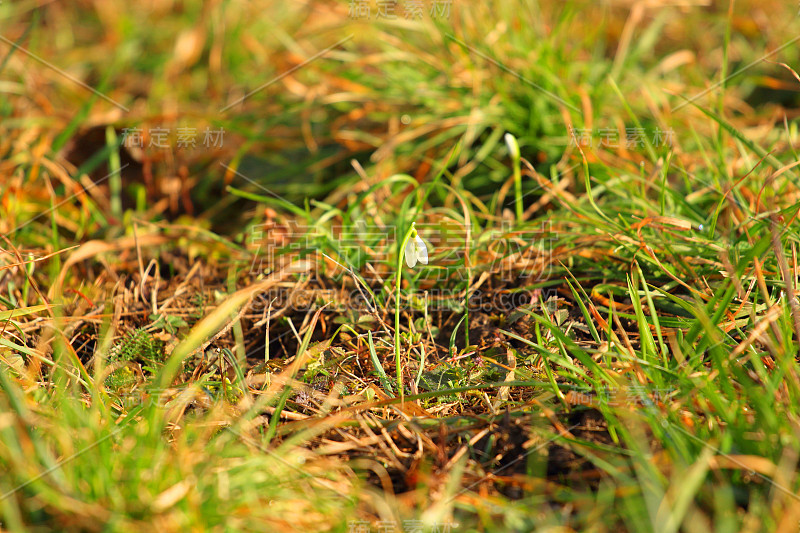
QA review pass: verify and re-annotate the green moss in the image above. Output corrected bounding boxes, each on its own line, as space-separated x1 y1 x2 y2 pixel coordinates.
105 329 164 390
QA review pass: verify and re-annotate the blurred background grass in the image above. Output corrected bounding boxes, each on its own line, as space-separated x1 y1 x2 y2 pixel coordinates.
2 0 797 239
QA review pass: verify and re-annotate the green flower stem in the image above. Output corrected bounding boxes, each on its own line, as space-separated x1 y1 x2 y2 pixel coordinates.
513 159 523 222
395 223 417 402
505 133 523 222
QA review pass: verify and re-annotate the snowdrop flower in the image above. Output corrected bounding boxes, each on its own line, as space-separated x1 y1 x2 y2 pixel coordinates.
504 132 520 160
404 223 429 268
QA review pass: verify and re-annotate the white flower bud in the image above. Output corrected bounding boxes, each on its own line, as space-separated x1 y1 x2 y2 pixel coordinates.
404 233 429 268
504 132 520 160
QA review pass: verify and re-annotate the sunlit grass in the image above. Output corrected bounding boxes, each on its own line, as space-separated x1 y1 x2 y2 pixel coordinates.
1 0 800 531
